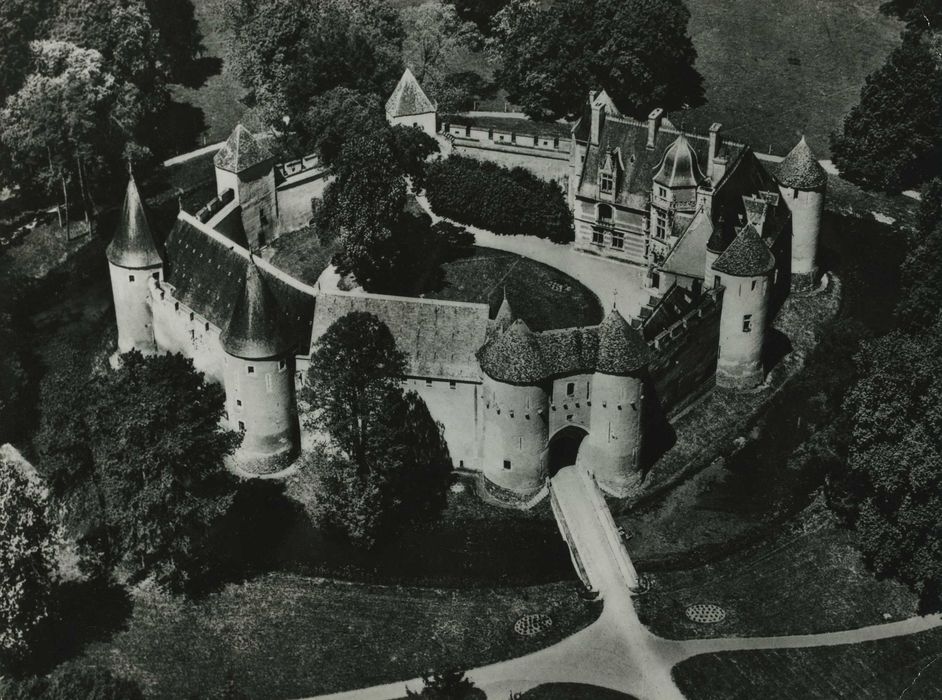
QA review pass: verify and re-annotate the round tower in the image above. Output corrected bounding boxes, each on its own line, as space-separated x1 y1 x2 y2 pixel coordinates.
106 174 163 357
214 124 277 251
580 309 652 496
220 258 298 473
712 223 775 390
774 136 827 292
477 319 549 496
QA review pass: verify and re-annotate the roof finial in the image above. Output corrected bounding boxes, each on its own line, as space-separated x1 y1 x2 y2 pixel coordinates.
612 288 618 310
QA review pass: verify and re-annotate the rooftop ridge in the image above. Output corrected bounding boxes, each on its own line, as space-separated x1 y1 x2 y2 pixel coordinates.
318 287 490 313
602 114 746 149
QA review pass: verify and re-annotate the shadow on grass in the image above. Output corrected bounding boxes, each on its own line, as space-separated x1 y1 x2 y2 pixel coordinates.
152 100 209 160
175 56 224 90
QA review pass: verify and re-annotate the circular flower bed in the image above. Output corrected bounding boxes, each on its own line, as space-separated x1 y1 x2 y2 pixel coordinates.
685 603 727 624
514 613 554 637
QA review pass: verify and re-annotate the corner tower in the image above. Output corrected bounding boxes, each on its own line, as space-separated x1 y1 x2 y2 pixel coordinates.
774 136 827 292
385 68 437 136
581 309 652 496
214 125 277 251
712 224 776 390
220 258 298 473
477 319 550 496
106 174 163 357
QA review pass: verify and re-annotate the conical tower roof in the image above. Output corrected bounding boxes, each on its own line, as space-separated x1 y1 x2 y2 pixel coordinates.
106 175 163 269
385 68 436 118
712 223 776 277
596 308 652 376
477 318 546 384
773 136 826 189
214 124 273 174
494 289 514 329
654 133 707 189
220 258 291 359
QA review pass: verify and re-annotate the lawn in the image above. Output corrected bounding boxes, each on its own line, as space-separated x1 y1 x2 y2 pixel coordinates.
673 628 942 699
77 573 599 699
410 247 603 331
633 497 919 640
267 225 341 289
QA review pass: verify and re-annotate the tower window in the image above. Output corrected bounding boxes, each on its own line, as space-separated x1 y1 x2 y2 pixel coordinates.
503 460 511 470
189 312 195 321
236 399 242 408
279 359 287 371
205 322 210 331
238 420 245 432
425 379 433 387
247 365 255 374
655 211 667 239
566 382 575 397
488 128 494 140
714 275 721 288
751 279 758 291
742 314 753 333
128 274 135 282
554 137 560 149
174 302 180 312
152 272 159 280
449 381 456 390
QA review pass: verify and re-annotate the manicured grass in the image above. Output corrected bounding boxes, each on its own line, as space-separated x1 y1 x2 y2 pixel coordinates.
412 247 602 331
673 628 942 700
267 225 341 288
633 498 918 640
78 573 599 699
684 0 902 157
519 684 637 699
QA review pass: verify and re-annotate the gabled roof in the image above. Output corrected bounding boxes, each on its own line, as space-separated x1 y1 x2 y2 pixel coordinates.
773 136 826 190
163 216 314 352
220 259 292 360
653 134 707 189
662 206 714 278
310 291 489 382
712 223 776 277
214 124 273 174
106 175 163 269
386 68 436 118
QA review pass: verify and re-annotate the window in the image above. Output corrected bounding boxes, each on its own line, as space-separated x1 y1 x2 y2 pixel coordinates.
751 279 758 291
189 329 195 341
511 132 517 143
566 382 575 397
714 275 721 288
518 436 523 449
657 185 668 198
279 359 287 371
598 204 613 225
488 128 494 140
465 125 471 137
205 322 210 331
449 381 456 390
152 272 159 280
236 399 242 408
655 212 667 239
503 460 511 470
586 382 591 399
238 420 245 432
128 274 135 282
247 365 255 374
742 314 753 333
611 230 624 249
459 460 464 468
174 302 180 312
554 137 560 149
599 171 614 194
189 312 195 321
425 379 433 387
592 228 605 245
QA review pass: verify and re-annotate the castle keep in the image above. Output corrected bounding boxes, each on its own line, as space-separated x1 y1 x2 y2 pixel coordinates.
107 71 826 496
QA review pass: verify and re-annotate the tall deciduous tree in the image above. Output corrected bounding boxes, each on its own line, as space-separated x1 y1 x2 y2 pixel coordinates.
448 0 510 35
0 0 53 101
223 0 404 128
880 0 942 30
831 30 942 193
36 351 240 592
303 312 452 548
491 0 704 120
0 458 56 673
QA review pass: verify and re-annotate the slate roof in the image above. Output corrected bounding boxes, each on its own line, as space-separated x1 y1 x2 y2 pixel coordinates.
712 223 776 277
443 114 571 139
163 216 314 353
386 68 436 118
477 309 651 384
576 115 745 210
214 125 273 174
310 291 489 382
773 136 826 190
106 176 163 269
220 259 293 359
653 134 707 189
661 206 714 278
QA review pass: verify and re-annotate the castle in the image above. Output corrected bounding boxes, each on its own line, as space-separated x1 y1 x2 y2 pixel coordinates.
106 69 826 497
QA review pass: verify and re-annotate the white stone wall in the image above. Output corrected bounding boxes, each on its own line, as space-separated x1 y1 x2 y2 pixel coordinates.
581 372 644 496
391 111 437 137
481 378 549 494
715 273 771 389
110 263 162 354
780 185 824 288
548 374 593 436
405 377 481 471
150 281 225 384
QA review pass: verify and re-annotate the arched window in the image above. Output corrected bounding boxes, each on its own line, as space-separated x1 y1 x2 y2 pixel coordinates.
598 203 614 224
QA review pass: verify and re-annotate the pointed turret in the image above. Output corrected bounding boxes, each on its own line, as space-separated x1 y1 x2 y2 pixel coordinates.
654 134 707 190
596 308 652 376
712 223 776 278
107 175 162 269
214 124 273 175
494 289 514 329
220 259 291 360
385 68 437 136
773 136 827 190
477 318 546 384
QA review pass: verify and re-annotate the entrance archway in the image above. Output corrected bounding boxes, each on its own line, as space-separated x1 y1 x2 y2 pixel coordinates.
547 426 588 477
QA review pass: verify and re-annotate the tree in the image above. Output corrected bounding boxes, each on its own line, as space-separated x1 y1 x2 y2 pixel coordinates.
832 322 942 608
1 664 143 700
223 0 404 128
491 0 704 120
297 88 389 167
0 312 29 445
831 30 942 192
448 0 511 35
36 351 240 592
406 669 477 699
144 0 205 82
880 0 942 31
0 0 53 100
304 313 452 547
897 182 942 330
0 458 56 673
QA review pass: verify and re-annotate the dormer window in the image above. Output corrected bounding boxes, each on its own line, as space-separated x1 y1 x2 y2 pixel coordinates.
600 171 615 195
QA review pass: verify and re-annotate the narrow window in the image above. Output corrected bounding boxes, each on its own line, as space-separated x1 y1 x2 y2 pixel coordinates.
425 379 433 387
189 329 195 341
449 381 456 390
465 125 471 137
236 399 242 408
714 275 721 288
751 279 758 291
554 137 560 149
128 274 135 282
742 314 753 333
511 132 517 143
279 359 287 371
238 420 245 432
518 436 523 449
189 311 195 321
247 365 255 374
586 382 591 399
488 128 494 140
174 302 180 312
503 460 511 470
152 272 159 280
566 382 575 397
459 460 464 468
205 322 210 331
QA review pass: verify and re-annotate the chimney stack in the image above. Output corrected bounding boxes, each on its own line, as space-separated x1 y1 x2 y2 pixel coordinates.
708 123 726 182
590 91 603 146
647 108 664 149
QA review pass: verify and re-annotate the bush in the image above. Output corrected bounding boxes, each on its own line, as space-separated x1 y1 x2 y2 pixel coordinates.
1 663 143 699
424 156 573 243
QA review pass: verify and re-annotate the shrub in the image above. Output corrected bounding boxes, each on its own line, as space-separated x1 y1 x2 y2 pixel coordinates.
1 663 143 699
424 156 573 243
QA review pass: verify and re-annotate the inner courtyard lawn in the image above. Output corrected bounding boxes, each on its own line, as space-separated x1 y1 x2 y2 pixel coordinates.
673 628 942 700
77 573 599 700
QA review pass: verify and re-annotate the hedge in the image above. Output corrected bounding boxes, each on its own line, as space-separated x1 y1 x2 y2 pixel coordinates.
423 156 574 243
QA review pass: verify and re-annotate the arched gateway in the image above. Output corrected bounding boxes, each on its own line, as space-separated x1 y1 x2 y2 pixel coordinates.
547 426 588 477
